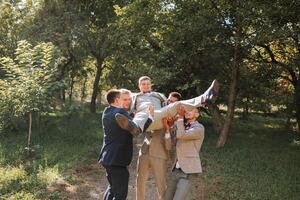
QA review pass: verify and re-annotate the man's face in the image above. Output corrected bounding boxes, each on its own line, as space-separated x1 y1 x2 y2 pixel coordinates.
120 93 131 110
139 79 152 93
168 96 179 104
184 108 199 120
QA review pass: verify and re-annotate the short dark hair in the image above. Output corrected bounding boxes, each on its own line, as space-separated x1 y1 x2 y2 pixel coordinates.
168 91 182 100
106 89 121 104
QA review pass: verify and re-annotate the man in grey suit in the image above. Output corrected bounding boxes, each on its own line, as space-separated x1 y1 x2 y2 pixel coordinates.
163 106 205 200
116 76 219 134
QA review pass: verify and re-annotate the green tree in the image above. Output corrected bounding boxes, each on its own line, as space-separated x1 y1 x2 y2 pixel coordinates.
0 40 63 151
249 0 300 133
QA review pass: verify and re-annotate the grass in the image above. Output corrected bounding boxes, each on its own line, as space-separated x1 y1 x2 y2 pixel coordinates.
0 109 299 199
199 114 300 200
0 110 103 199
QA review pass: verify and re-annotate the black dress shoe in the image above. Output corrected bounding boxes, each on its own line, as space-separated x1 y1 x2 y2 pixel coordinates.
203 79 220 104
115 113 141 136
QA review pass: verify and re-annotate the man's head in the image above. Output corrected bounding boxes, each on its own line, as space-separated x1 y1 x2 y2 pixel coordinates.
167 92 182 104
120 88 132 110
106 89 121 106
185 108 200 121
138 76 152 93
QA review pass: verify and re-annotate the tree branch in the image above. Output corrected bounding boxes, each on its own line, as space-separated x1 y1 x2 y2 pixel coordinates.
279 74 293 84
257 44 279 64
257 44 298 85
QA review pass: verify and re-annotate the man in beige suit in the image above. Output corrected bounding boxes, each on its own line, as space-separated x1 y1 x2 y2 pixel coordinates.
164 106 205 200
135 83 180 200
116 76 213 199
136 128 171 200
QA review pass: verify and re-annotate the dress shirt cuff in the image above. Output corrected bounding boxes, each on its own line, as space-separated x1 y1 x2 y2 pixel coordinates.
164 133 171 139
147 113 154 121
176 118 184 123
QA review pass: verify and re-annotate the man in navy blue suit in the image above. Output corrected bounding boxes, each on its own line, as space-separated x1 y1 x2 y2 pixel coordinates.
99 89 153 200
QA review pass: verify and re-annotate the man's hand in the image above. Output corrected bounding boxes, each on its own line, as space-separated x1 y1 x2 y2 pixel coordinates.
177 105 185 118
146 105 154 117
167 116 176 126
132 109 138 115
163 116 176 132
162 117 170 132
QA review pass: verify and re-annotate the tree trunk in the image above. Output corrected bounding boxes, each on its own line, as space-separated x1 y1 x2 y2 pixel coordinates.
58 54 73 102
37 111 41 134
69 76 75 105
97 82 102 105
207 104 223 134
27 112 32 152
242 97 249 119
61 89 66 102
295 81 300 133
216 16 242 148
90 57 103 113
285 116 291 130
81 76 87 103
284 96 292 130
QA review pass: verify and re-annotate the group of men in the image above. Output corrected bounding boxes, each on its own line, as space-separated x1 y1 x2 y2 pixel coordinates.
98 76 219 200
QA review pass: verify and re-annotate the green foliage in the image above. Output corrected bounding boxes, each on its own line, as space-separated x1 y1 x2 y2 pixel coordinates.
0 1 42 57
107 0 300 125
0 40 63 131
107 0 233 97
0 0 299 124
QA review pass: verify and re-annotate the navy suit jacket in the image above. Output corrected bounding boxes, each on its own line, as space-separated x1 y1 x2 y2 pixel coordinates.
98 106 134 167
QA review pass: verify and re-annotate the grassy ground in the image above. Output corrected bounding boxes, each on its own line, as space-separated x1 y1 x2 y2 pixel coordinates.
0 110 299 199
0 110 102 199
200 115 300 200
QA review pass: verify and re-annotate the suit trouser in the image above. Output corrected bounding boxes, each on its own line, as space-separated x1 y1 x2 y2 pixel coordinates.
136 154 167 200
133 95 205 131
103 165 129 200
164 169 194 200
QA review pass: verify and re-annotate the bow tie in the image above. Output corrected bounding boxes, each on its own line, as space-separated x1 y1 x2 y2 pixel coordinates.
185 122 191 130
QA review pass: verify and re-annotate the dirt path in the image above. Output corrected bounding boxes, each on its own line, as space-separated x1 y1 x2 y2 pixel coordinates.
47 137 208 200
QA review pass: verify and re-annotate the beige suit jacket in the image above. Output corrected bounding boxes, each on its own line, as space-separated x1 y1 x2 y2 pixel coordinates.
171 119 205 174
140 129 169 160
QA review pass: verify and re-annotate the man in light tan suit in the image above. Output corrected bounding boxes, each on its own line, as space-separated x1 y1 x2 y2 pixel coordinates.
135 81 180 200
136 128 171 200
164 106 205 200
116 76 219 134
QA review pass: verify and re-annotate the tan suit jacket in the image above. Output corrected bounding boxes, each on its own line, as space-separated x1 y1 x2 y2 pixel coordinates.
140 129 169 160
170 119 204 174
137 129 170 200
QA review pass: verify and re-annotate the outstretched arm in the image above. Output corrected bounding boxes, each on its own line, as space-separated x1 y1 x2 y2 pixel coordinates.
175 106 204 140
